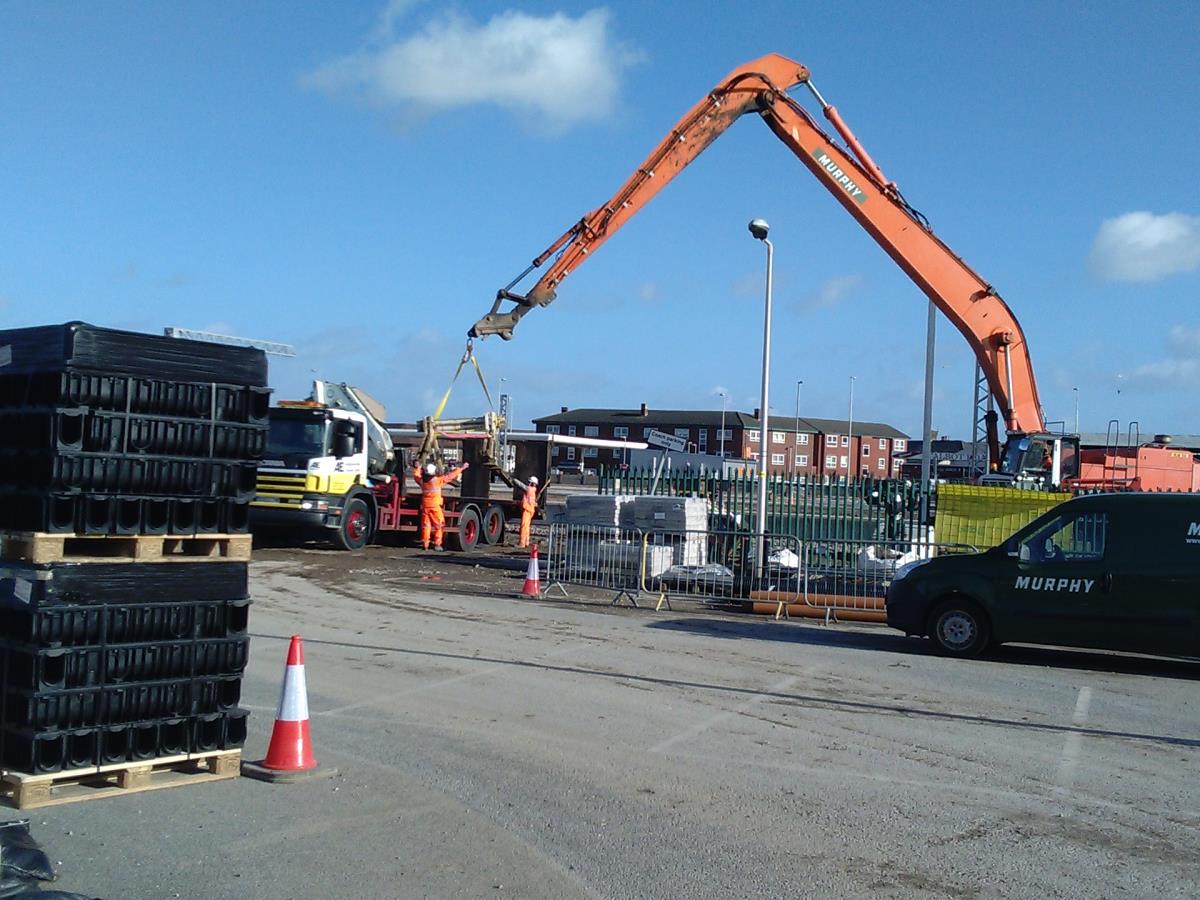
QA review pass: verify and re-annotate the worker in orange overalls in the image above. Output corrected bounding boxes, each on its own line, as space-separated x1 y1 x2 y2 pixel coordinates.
512 475 541 548
413 460 469 551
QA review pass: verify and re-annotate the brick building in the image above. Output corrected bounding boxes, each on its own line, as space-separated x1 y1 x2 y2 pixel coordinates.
532 403 909 478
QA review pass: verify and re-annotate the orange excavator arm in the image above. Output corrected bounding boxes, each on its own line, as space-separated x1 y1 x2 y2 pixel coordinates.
469 53 1045 436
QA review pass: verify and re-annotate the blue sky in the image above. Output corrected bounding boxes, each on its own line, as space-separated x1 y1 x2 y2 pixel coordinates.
2 1 1198 438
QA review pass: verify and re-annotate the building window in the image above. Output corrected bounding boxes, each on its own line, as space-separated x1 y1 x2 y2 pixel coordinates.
674 428 689 439
748 451 759 461
747 429 760 442
894 439 906 451
698 428 708 450
1019 512 1108 562
877 457 886 470
566 447 576 460
841 435 850 447
552 446 559 457
772 431 786 444
840 455 848 468
827 434 839 445
771 453 786 465
643 427 655 439
878 438 887 450
718 428 732 441
568 425 577 437
612 448 622 459
798 434 809 445
614 426 629 438
584 425 599 437
545 425 560 434
796 454 808 467
862 445 871 456
584 447 598 458
825 455 837 468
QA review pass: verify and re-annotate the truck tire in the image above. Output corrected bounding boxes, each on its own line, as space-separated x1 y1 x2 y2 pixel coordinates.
334 497 372 551
454 506 481 552
482 505 506 545
928 597 991 659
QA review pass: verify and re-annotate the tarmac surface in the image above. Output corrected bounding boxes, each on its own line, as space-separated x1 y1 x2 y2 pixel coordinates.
30 544 1200 898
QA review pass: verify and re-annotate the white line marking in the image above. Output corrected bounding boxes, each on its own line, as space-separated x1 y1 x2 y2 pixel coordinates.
649 674 801 754
1055 686 1092 792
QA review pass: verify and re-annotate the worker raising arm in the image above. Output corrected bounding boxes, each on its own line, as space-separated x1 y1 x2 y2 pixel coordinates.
511 475 542 549
412 460 469 551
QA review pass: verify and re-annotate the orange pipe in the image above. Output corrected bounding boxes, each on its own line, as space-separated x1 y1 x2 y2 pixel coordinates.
750 590 886 611
748 602 887 623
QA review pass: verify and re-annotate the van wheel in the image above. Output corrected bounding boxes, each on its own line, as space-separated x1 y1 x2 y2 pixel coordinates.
928 598 991 658
334 497 372 551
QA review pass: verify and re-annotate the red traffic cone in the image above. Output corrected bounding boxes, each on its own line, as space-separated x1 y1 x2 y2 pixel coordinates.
242 635 337 783
521 543 541 597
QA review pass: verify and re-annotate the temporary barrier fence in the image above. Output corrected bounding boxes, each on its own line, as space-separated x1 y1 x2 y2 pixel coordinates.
544 522 976 622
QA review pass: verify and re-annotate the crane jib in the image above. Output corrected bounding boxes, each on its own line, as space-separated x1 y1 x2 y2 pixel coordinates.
812 148 868 204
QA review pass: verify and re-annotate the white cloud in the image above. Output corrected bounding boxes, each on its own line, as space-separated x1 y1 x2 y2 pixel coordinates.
802 273 864 311
305 7 641 132
1124 322 1200 390
637 282 660 303
1088 211 1200 282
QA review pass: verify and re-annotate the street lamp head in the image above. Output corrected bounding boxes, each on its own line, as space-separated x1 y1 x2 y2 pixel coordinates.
748 218 770 240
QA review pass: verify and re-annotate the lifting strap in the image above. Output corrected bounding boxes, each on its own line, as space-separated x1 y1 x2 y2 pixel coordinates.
432 339 494 422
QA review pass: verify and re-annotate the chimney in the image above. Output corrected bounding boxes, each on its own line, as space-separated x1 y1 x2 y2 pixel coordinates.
640 403 648 416
560 406 568 414
753 408 760 419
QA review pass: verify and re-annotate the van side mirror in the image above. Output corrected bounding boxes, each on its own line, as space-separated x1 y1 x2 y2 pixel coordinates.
334 432 356 459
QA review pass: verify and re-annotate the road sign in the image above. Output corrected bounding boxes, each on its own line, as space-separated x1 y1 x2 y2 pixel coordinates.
645 429 687 452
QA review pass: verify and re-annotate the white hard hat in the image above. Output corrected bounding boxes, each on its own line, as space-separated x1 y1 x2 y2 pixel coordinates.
424 463 437 475
529 476 539 485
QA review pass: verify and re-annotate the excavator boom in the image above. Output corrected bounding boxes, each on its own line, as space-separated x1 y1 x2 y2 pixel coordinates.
470 53 1046 437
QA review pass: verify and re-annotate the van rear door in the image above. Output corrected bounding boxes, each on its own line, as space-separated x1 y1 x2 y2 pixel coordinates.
1110 501 1200 657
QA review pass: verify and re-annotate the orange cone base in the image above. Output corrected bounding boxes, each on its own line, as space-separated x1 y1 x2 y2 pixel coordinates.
241 759 339 784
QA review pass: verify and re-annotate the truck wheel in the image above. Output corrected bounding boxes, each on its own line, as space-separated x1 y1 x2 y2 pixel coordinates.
928 598 990 658
482 505 505 545
334 497 372 551
454 507 481 552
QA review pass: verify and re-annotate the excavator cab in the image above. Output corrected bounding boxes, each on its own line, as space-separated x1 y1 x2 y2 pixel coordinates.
988 433 1080 489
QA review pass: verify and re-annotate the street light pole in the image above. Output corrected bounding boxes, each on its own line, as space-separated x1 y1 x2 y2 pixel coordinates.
1073 386 1079 435
719 391 728 458
847 375 856 479
794 380 803 476
749 219 773 571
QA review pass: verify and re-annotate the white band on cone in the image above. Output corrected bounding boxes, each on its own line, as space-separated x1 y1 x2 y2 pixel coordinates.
276 664 310 722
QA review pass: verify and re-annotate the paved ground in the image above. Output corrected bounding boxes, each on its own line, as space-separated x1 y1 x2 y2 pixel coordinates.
31 547 1200 898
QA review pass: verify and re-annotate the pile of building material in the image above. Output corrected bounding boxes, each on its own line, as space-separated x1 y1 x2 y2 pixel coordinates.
559 494 637 529
558 494 708 578
634 497 708 566
0 323 263 807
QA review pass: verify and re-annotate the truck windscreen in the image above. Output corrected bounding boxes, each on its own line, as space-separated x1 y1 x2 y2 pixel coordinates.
266 418 328 459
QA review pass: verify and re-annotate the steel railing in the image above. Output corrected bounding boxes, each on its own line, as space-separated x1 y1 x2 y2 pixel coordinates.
544 522 978 621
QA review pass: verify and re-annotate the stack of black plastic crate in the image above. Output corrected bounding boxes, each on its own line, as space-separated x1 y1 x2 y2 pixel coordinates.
0 322 268 775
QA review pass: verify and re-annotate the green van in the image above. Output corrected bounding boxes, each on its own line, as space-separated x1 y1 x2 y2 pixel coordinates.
885 493 1200 658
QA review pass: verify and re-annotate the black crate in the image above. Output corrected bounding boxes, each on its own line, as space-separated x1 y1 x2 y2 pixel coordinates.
2 644 105 690
0 604 106 646
0 494 77 533
217 707 249 750
193 637 250 677
0 322 268 386
0 727 99 773
3 453 259 500
221 499 251 534
104 641 193 683
0 561 249 610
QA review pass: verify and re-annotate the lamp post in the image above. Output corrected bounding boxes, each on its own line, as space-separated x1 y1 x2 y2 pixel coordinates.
719 391 728 458
748 218 773 570
793 380 803 475
847 375 856 479
1073 386 1079 435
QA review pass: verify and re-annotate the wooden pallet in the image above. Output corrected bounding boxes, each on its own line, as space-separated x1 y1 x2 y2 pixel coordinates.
0 532 252 564
0 749 242 809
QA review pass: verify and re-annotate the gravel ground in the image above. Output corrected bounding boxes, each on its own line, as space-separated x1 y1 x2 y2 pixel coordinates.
25 545 1200 899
